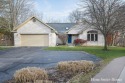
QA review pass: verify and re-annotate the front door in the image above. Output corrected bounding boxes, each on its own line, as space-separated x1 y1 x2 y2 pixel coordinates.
68 34 72 43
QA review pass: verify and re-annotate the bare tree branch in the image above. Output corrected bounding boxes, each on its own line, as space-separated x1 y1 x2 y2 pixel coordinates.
81 0 125 50
69 9 84 23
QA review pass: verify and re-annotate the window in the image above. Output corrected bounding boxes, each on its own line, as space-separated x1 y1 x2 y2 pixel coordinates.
87 34 90 41
87 30 98 41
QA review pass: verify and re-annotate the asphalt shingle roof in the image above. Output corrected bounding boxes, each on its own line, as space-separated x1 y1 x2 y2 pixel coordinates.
47 23 76 33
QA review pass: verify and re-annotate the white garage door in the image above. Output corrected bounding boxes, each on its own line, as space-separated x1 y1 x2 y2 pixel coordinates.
21 34 49 46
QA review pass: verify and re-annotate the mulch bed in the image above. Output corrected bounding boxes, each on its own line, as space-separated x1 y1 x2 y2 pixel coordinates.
4 68 75 83
4 63 100 83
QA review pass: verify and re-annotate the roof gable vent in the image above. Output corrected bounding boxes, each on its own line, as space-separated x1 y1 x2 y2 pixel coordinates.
33 18 36 22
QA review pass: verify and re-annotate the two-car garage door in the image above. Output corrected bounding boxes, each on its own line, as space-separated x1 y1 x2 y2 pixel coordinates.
21 34 49 46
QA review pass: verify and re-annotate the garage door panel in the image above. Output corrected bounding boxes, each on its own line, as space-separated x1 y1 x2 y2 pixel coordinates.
21 34 49 46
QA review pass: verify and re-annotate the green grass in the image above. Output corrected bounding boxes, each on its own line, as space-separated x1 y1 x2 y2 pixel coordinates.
0 47 7 50
45 46 125 83
46 46 125 61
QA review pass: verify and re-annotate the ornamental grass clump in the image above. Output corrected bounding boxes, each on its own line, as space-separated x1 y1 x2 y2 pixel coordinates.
57 60 95 75
14 67 48 83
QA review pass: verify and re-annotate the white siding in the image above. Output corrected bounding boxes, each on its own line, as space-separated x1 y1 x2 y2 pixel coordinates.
14 33 21 46
49 33 56 46
79 28 104 46
17 20 51 34
72 35 78 43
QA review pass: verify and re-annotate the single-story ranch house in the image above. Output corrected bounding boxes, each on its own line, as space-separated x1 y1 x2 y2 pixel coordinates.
12 16 105 46
66 23 104 46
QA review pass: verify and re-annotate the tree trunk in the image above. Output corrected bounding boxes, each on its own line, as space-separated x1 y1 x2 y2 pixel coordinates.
104 35 108 51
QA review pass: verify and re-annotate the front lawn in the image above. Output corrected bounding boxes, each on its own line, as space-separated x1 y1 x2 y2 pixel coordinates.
45 46 125 83
46 46 125 61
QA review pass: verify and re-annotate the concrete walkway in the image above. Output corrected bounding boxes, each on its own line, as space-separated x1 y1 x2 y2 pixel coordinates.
91 57 125 83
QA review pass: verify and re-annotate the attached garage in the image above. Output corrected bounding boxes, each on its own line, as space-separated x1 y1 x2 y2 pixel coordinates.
21 34 49 46
13 16 57 47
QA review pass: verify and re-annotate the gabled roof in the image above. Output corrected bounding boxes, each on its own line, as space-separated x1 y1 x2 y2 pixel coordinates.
12 16 58 34
47 23 76 33
66 23 89 34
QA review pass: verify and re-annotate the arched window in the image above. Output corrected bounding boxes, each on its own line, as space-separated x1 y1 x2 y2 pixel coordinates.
87 30 98 41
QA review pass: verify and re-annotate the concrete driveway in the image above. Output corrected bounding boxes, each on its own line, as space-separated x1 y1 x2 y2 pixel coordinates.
0 47 101 82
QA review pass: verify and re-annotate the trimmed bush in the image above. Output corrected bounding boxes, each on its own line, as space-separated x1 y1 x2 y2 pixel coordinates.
14 67 48 83
57 60 95 75
74 39 87 46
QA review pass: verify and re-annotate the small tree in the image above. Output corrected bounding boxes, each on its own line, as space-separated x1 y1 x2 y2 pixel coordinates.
58 33 68 45
0 17 12 45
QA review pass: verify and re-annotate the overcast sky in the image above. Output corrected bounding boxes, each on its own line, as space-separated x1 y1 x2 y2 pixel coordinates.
34 0 79 22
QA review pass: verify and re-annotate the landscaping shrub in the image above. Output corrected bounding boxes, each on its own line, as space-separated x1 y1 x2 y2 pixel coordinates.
74 39 87 46
57 60 95 75
14 67 48 83
58 33 68 45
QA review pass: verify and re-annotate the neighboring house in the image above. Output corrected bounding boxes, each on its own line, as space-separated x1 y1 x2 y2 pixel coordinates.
12 17 57 46
113 30 125 46
66 23 105 46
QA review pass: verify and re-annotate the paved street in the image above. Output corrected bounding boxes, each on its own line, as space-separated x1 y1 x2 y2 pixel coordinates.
0 47 101 82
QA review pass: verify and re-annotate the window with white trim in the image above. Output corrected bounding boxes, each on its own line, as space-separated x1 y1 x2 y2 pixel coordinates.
87 30 98 41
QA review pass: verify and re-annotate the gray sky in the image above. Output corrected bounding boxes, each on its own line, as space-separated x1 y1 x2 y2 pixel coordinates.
34 0 79 22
